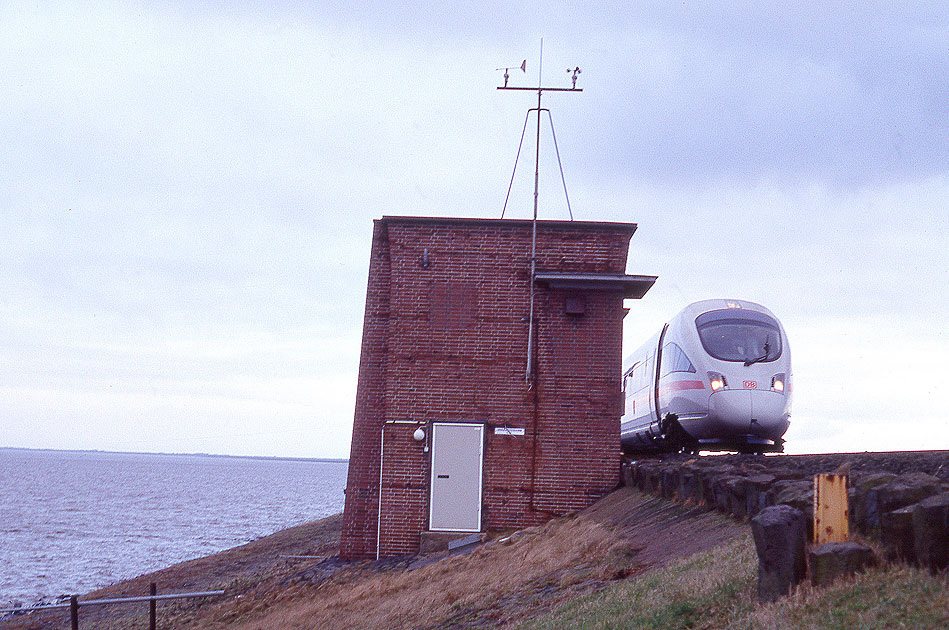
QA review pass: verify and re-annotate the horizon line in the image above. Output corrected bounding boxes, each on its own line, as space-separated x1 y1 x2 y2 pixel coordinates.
0 445 349 464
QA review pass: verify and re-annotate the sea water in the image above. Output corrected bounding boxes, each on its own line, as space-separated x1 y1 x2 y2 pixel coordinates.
0 448 347 606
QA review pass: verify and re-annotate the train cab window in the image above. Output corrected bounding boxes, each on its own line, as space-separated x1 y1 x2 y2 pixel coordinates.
661 343 696 376
695 309 782 364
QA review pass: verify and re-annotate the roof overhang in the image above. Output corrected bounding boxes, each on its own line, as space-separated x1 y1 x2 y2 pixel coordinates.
533 272 658 299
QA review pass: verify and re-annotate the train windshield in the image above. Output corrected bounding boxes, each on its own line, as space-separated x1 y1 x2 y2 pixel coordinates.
695 309 782 364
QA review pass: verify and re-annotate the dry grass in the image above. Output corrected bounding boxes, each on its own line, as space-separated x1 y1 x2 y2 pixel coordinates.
188 516 638 630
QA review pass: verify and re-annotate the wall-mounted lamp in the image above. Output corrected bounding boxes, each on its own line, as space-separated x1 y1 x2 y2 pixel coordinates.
413 427 426 442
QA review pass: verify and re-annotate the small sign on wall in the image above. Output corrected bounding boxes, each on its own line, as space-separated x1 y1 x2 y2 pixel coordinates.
494 426 525 437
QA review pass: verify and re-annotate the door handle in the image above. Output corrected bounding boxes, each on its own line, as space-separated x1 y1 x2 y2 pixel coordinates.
437 474 449 479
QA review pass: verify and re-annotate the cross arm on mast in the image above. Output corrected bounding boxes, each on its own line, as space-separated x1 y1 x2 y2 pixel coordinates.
497 87 582 92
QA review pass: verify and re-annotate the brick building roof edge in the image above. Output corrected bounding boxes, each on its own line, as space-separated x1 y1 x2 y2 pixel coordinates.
377 215 638 234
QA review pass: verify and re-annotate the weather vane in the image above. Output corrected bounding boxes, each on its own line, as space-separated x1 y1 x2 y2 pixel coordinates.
496 40 582 222
495 59 526 88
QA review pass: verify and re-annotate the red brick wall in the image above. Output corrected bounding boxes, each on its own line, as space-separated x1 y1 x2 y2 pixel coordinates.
378 423 430 556
339 222 390 559
340 217 635 559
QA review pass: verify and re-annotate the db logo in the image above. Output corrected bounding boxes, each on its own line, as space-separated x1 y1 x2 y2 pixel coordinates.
743 380 758 389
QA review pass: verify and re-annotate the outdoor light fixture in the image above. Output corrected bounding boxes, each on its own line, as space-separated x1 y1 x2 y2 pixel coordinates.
413 427 426 441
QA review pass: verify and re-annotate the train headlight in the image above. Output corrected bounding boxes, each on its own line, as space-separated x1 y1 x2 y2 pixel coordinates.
708 372 727 391
771 373 786 392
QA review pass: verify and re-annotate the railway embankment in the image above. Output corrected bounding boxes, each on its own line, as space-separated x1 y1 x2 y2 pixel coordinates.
622 451 949 571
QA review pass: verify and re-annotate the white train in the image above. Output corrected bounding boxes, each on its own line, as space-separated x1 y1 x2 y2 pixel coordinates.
621 299 792 454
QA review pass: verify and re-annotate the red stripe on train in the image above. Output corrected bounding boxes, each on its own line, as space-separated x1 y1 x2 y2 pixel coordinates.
660 380 706 393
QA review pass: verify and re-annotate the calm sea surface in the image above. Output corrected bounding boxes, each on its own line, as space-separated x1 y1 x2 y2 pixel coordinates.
0 448 347 606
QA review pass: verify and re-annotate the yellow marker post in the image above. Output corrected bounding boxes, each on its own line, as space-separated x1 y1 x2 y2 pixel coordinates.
813 473 849 544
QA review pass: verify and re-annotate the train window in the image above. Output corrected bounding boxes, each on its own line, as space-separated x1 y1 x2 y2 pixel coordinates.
695 309 782 363
661 343 696 376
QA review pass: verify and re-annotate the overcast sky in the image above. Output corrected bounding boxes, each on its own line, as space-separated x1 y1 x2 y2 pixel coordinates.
2 2 947 458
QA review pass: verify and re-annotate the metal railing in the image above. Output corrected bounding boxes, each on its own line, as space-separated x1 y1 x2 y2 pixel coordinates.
0 582 225 629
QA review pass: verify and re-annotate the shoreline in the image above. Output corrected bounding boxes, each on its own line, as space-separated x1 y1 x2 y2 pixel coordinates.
0 449 347 610
1 512 341 610
0 446 348 464
1 512 345 628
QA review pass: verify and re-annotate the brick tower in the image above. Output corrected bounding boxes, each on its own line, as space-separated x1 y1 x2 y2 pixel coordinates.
340 216 655 559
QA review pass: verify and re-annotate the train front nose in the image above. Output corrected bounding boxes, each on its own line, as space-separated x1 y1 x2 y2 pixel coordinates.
707 389 790 439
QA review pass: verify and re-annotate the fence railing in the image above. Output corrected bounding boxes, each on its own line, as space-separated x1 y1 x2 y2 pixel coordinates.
0 582 225 629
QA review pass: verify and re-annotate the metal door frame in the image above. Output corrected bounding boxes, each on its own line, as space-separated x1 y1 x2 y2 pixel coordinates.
428 421 485 532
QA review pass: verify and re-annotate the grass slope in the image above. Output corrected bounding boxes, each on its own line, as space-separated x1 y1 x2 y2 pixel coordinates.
522 536 949 630
199 517 636 629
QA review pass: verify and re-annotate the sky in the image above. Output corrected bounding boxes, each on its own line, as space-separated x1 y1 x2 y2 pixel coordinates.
2 1 947 459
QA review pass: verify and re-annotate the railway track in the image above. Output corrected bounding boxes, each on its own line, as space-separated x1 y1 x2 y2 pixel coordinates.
625 450 949 480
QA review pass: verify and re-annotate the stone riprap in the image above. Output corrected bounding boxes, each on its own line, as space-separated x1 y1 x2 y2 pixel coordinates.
750 505 808 602
809 542 874 586
912 493 949 573
622 451 949 573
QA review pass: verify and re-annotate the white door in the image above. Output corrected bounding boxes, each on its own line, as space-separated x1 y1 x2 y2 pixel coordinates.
429 423 484 532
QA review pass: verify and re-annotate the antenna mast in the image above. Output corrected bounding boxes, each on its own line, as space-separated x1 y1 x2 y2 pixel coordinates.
496 40 582 383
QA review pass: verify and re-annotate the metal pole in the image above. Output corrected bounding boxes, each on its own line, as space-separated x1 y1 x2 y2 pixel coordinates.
525 40 543 383
70 595 79 630
495 40 582 382
376 425 385 560
149 582 157 630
